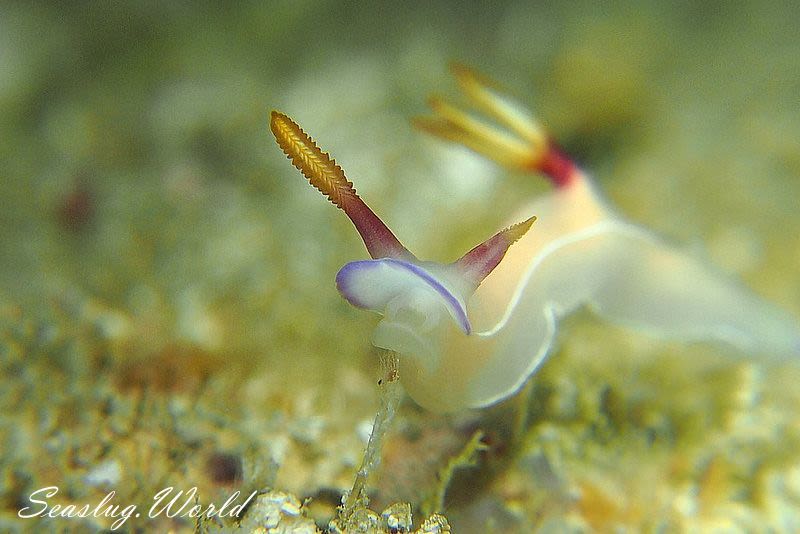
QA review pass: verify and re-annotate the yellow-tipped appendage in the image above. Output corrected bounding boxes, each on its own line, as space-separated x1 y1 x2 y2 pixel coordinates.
413 64 549 172
499 215 537 247
270 111 358 211
270 111 412 260
454 215 537 289
450 63 546 146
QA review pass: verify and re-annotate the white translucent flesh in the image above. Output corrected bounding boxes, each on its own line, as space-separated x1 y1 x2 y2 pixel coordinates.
400 177 800 412
588 228 800 357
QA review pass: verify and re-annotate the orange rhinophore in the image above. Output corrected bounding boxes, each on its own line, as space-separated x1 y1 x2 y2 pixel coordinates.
270 111 413 262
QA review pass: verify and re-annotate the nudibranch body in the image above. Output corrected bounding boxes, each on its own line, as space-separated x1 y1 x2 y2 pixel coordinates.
270 67 800 413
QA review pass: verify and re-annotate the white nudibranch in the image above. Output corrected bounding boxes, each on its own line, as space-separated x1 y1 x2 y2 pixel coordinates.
270 66 800 413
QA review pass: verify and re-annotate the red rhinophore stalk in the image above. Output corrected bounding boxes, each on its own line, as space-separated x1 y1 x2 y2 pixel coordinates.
270 111 415 261
455 215 536 289
344 199 414 261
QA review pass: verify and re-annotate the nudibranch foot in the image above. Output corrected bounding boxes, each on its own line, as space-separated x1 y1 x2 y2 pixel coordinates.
585 222 800 360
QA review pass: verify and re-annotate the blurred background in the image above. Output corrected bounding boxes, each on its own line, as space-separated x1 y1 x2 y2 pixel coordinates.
1 1 799 531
